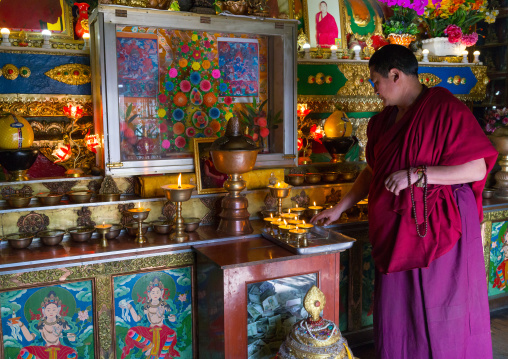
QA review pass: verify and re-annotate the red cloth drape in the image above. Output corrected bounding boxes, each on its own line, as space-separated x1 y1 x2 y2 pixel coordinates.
366 86 498 274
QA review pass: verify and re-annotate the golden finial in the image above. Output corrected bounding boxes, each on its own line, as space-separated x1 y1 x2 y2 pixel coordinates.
303 285 326 322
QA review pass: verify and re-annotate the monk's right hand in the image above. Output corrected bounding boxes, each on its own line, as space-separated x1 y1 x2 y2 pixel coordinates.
310 206 342 226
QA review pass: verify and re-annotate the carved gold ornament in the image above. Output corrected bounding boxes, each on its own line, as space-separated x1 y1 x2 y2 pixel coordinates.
308 75 315 84
418 73 441 87
0 94 92 117
2 64 19 80
19 66 31 78
316 73 325 85
45 64 92 85
468 66 489 101
337 63 375 97
298 95 383 113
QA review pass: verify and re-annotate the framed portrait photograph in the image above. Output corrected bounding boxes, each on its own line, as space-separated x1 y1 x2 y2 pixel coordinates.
193 138 228 195
303 0 347 49
0 0 74 41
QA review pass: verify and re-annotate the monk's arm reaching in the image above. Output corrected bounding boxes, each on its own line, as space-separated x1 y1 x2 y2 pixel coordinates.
385 159 487 196
310 165 372 225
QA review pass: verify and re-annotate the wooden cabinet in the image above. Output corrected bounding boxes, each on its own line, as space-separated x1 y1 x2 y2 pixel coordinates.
195 237 344 358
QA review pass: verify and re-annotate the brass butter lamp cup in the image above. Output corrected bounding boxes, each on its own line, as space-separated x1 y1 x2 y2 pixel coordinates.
161 174 195 242
210 117 259 235
268 183 292 216
127 205 151 244
95 223 112 247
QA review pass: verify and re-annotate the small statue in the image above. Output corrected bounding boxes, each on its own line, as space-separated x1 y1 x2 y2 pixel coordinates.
297 29 309 52
17 31 29 47
73 3 90 39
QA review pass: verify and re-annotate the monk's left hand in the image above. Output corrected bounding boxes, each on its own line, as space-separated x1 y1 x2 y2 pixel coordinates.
385 169 418 196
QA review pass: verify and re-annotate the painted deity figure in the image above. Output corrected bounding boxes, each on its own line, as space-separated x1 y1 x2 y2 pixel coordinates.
494 230 508 290
17 291 77 359
121 277 180 359
315 1 338 48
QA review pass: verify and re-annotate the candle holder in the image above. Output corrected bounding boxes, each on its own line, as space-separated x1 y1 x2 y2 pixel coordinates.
127 208 151 244
278 224 296 243
95 224 112 247
306 205 323 219
161 183 195 242
290 228 307 247
289 206 306 219
268 184 292 216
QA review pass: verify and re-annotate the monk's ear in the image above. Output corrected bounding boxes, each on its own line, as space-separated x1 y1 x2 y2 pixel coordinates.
389 69 400 83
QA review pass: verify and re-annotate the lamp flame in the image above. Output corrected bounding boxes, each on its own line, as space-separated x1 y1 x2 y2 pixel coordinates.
178 173 182 189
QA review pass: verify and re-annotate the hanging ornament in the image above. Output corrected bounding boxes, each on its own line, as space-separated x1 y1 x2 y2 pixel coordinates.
85 130 101 153
52 143 72 163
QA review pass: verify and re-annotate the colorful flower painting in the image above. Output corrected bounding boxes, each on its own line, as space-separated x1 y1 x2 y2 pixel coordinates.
113 267 193 358
488 221 508 296
0 281 95 359
117 36 159 98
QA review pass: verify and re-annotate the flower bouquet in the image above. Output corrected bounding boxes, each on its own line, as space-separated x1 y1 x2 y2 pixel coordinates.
484 107 508 134
420 0 498 55
382 6 420 47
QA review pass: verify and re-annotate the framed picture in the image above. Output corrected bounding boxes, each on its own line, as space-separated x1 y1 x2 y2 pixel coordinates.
193 138 228 195
112 266 194 358
0 279 97 359
0 0 74 41
482 212 508 297
303 0 347 49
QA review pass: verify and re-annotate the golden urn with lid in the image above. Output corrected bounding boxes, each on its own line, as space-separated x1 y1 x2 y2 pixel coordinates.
210 117 259 235
276 286 354 359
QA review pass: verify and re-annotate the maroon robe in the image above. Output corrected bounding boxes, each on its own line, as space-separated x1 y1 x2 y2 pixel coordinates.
366 86 497 274
18 345 77 359
366 86 497 358
315 12 338 47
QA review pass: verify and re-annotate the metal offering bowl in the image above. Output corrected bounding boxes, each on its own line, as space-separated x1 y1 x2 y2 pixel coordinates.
482 188 496 199
98 193 121 202
4 233 34 249
68 226 95 242
287 174 305 186
322 137 356 163
5 194 32 208
105 224 123 239
339 171 357 181
0 148 38 181
305 173 322 184
67 190 93 204
322 172 339 182
38 229 66 246
152 220 174 234
36 192 63 206
162 185 194 202
184 217 201 232
268 185 292 199
126 222 150 236
210 150 258 175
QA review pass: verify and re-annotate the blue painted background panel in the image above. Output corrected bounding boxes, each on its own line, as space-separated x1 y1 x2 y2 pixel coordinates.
0 53 91 95
419 66 476 94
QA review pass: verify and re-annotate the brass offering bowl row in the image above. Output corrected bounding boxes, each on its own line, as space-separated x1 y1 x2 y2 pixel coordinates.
1 224 124 249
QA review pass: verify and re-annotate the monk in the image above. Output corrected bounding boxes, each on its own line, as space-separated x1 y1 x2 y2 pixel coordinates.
315 1 338 47
311 44 498 358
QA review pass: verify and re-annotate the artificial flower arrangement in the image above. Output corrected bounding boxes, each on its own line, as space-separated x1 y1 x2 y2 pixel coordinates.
483 107 508 134
421 0 498 46
238 98 281 152
378 0 498 48
382 5 420 36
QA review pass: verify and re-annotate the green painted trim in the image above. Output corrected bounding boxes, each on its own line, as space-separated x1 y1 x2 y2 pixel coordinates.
298 64 348 95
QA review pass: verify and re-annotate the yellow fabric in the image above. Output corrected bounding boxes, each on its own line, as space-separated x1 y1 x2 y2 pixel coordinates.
243 169 285 190
135 169 285 197
135 173 196 198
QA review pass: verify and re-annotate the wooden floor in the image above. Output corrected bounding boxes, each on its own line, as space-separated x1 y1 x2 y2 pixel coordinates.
351 307 508 359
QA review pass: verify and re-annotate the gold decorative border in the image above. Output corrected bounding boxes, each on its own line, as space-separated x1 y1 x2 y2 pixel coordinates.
298 94 383 112
0 48 87 56
0 94 92 117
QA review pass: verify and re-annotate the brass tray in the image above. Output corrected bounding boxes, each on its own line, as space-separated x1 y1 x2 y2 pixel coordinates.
261 225 356 255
